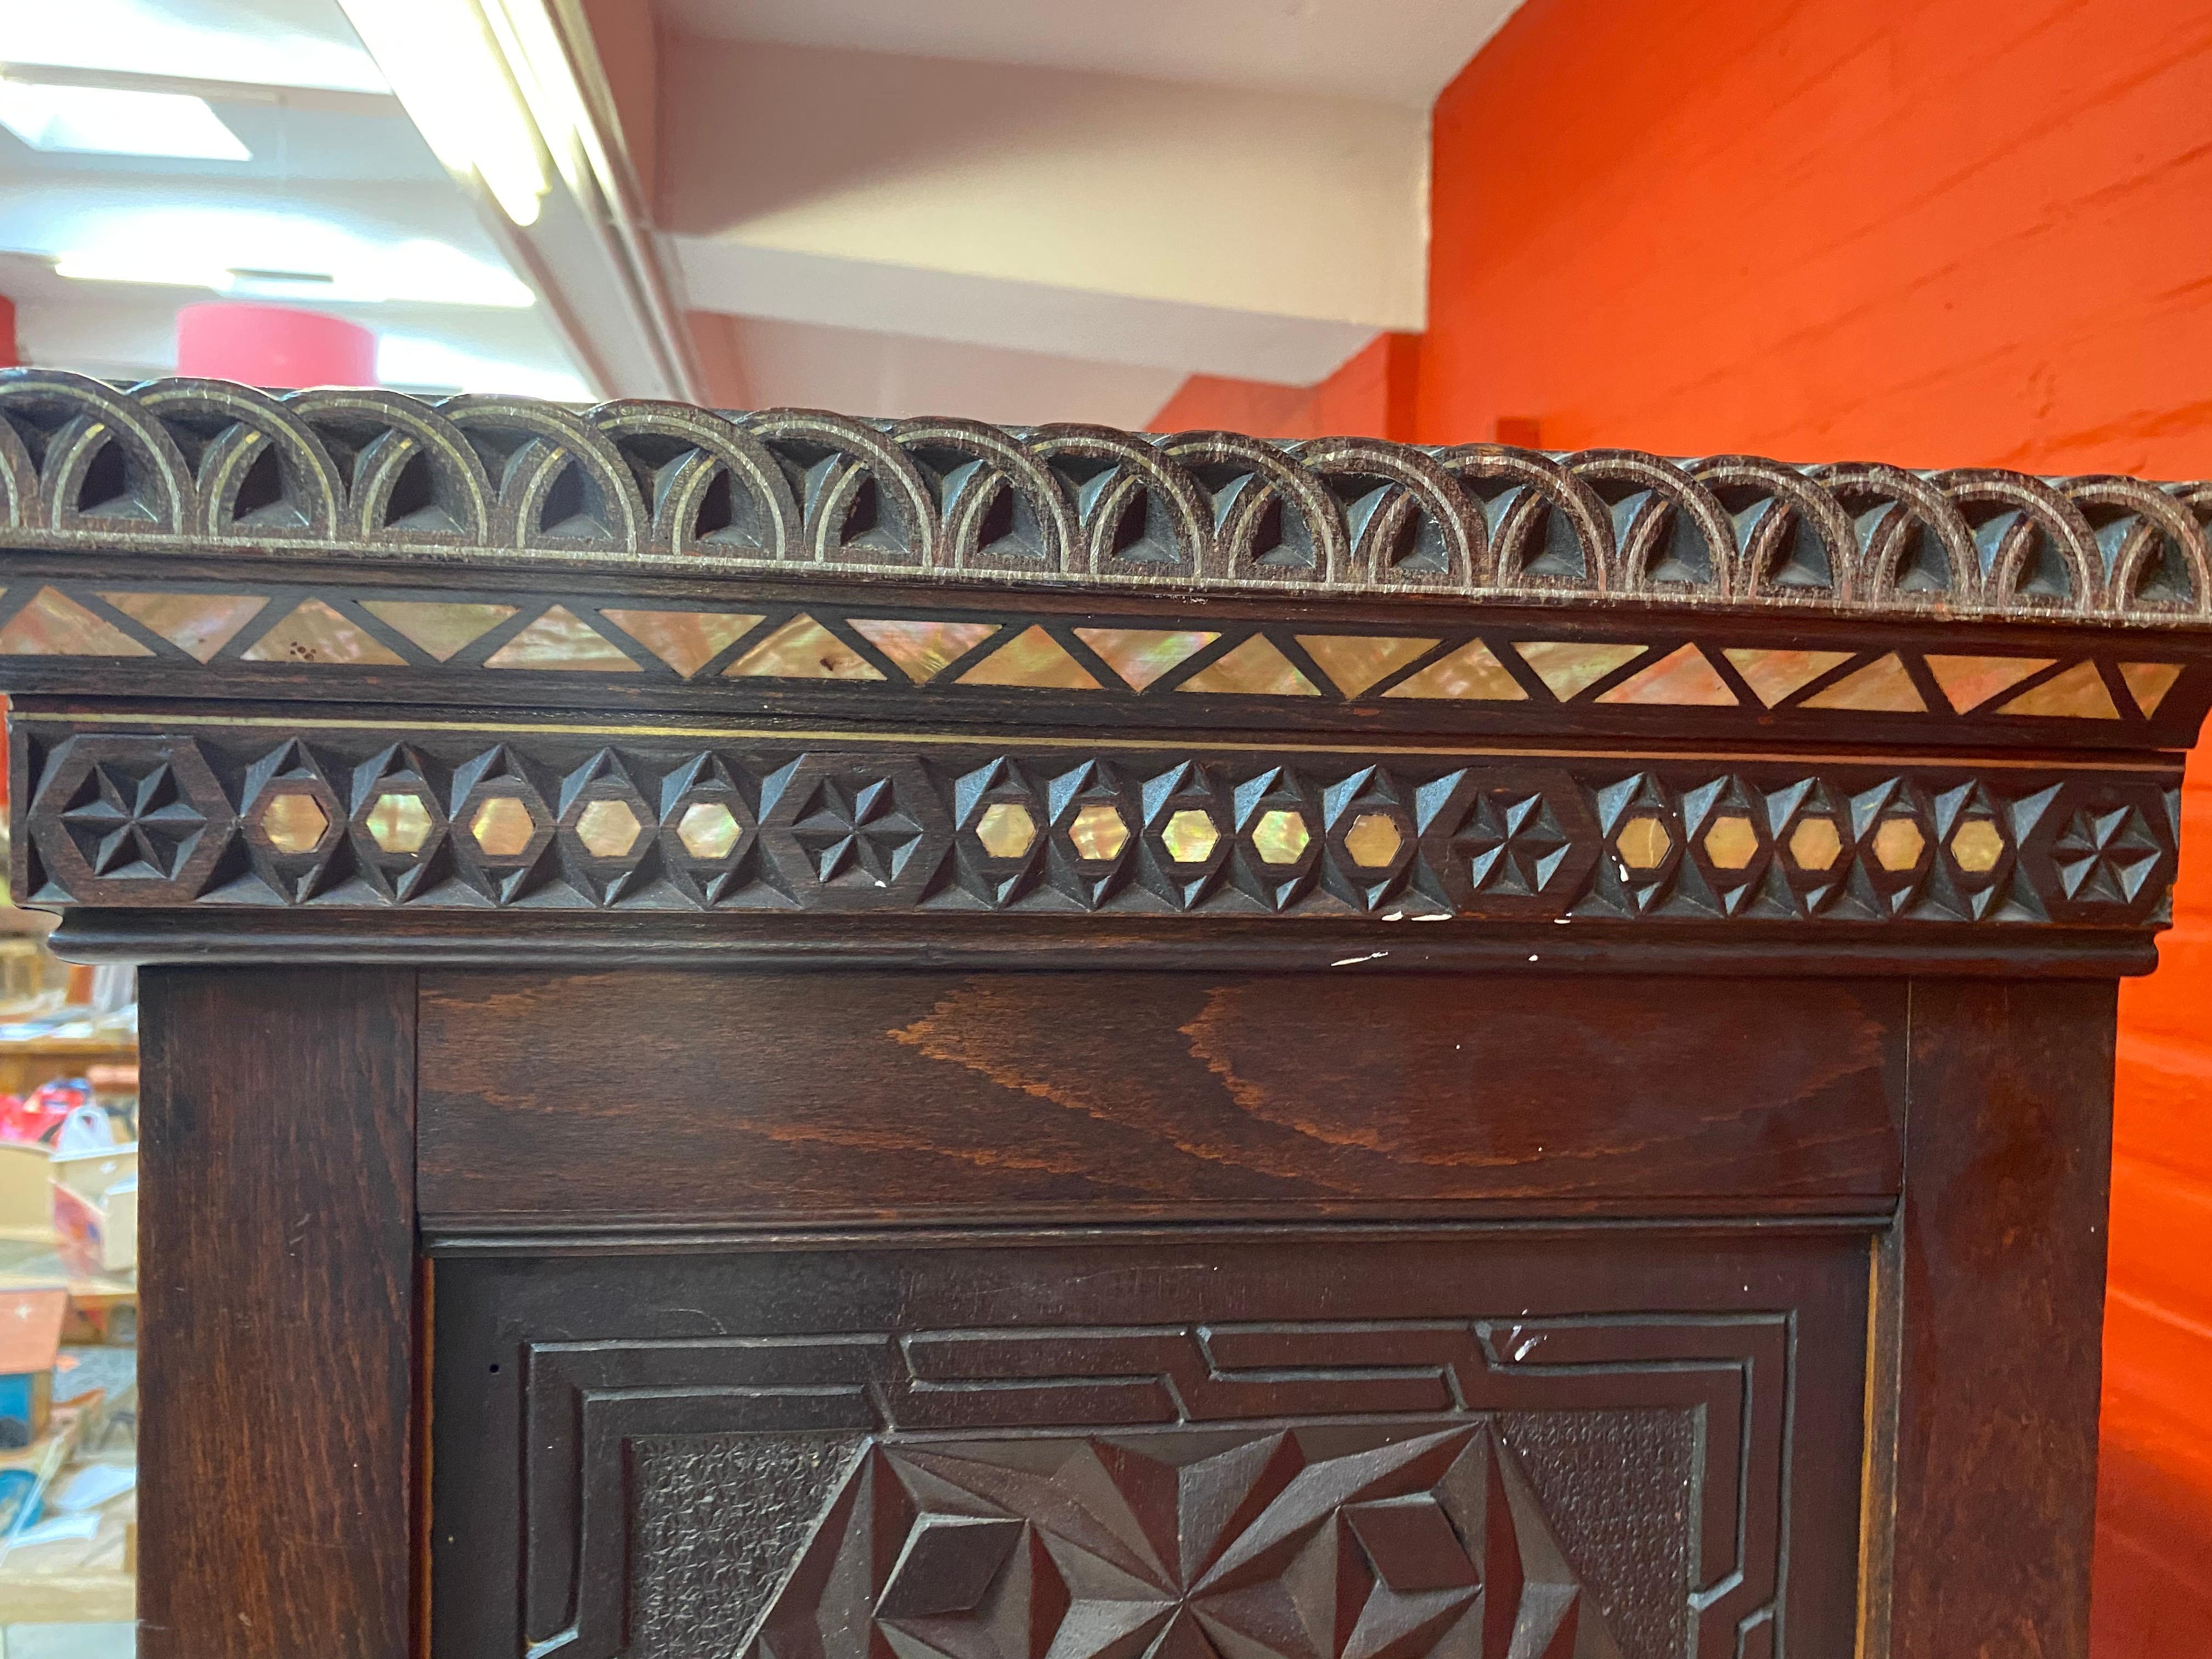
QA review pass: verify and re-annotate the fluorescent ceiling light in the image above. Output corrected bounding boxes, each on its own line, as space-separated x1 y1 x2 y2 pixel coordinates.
0 2 388 95
53 209 535 308
0 81 249 161
52 250 235 289
336 0 546 226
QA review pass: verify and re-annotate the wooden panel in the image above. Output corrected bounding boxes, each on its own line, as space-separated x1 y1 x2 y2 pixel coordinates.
430 1224 1872 1659
138 967 417 1659
1887 978 2117 1658
417 970 1904 1230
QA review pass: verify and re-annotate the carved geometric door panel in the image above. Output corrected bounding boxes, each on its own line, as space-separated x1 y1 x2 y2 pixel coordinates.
633 1421 1658 1659
429 1229 1872 1659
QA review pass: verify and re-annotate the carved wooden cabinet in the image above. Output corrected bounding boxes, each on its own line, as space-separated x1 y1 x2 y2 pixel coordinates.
1 370 2204 1658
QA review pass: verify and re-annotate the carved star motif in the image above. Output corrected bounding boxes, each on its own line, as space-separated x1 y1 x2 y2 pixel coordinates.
59 758 207 879
2051 804 2160 903
790 773 924 887
1454 792 1573 896
747 1425 1623 1659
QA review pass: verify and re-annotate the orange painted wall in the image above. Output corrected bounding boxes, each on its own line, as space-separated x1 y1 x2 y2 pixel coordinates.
1414 0 2212 475
1149 0 2212 1647
1148 333 1419 439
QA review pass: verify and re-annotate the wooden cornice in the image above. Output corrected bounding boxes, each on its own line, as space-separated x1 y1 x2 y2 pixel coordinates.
4 370 2208 968
1 369 2207 625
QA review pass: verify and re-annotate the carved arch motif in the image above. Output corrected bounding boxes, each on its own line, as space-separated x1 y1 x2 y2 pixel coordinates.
890 416 1081 574
134 379 345 540
1437 445 1613 595
588 399 802 558
1805 462 1979 610
0 370 2203 625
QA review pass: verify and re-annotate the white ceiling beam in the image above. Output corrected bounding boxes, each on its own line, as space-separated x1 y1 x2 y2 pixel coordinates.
662 0 1528 108
669 239 1382 386
658 36 1427 388
693 312 1185 428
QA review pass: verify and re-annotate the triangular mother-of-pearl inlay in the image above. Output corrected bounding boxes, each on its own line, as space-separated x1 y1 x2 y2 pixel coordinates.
850 618 1000 684
98 592 270 662
362 601 518 663
1177 635 1319 696
726 616 884 681
1720 647 1855 708
1923 654 2054 713
1514 641 1649 701
1801 653 1923 713
1383 640 1527 701
241 599 405 665
0 588 155 658
957 625 1099 690
1074 627 1219 690
604 610 766 679
1296 634 1438 698
1595 643 1735 706
1997 660 2120 719
2119 661 2185 715
483 606 641 672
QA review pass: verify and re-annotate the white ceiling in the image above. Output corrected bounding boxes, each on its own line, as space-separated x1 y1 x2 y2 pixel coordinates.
650 5 1478 424
0 0 591 396
663 0 1526 106
650 0 1533 422
0 0 1533 422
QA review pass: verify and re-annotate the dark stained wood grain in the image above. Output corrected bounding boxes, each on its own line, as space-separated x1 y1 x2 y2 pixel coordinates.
138 967 418 1659
1886 978 2118 1659
16 383 2178 1659
431 1224 1874 1659
417 969 1905 1231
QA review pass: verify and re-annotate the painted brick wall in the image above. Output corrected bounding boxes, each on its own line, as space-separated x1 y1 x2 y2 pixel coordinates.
1149 1 2212 1646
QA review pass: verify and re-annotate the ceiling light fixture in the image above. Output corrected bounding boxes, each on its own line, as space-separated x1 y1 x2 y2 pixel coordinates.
335 0 547 227
0 80 250 161
51 250 236 290
476 0 588 195
52 224 535 309
0 3 390 97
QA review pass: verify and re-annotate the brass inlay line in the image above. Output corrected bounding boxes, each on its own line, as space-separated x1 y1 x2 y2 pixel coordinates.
20 710 2185 775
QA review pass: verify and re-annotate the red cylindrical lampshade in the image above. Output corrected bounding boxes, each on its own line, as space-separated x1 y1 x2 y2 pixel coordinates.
175 302 377 388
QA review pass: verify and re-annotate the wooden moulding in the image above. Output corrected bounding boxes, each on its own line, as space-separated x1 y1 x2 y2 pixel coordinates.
0 374 2146 1659
0 373 2207 970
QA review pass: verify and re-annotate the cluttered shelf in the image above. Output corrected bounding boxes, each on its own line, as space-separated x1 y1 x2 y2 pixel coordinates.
0 823 139 1649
